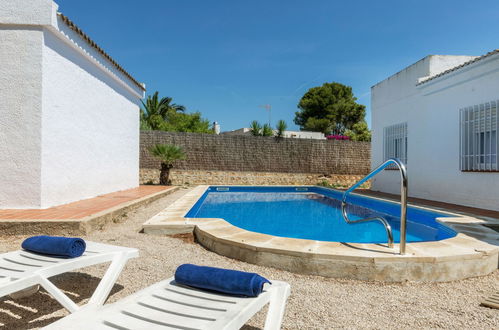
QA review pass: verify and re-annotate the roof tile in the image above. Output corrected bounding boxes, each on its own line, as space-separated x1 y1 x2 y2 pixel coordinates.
58 13 145 91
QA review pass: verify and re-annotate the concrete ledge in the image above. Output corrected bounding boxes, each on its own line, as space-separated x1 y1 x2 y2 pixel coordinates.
195 227 498 282
143 185 499 282
143 185 208 235
0 186 179 236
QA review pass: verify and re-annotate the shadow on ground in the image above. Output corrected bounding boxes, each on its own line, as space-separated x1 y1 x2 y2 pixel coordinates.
0 272 124 329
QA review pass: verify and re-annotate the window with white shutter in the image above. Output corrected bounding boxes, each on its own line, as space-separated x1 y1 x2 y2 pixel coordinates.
460 101 498 171
383 122 408 166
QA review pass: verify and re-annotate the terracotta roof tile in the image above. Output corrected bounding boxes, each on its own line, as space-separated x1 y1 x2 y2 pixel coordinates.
58 13 145 91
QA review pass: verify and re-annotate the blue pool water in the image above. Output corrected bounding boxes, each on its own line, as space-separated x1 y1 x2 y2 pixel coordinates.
186 186 456 243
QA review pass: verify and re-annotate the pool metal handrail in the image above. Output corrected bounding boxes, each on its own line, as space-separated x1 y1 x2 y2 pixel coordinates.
341 158 408 254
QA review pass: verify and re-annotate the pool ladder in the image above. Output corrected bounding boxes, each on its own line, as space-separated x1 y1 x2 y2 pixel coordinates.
341 158 408 255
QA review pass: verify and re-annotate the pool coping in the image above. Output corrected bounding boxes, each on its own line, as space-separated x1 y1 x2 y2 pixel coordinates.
143 185 499 282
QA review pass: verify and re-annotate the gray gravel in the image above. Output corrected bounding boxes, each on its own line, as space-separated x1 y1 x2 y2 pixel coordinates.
0 186 498 329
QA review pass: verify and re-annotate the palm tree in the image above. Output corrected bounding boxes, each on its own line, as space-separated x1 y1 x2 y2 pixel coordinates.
148 144 186 185
250 120 262 136
276 120 287 139
262 123 274 137
141 91 185 130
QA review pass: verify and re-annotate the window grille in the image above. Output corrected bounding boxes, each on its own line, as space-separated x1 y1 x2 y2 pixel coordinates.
460 101 498 171
383 122 408 165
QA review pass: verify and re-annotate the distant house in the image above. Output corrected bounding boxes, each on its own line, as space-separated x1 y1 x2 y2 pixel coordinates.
0 0 145 208
371 52 499 211
222 128 326 139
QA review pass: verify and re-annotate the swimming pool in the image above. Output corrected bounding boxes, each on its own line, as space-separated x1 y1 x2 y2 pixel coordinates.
144 185 499 281
186 186 456 244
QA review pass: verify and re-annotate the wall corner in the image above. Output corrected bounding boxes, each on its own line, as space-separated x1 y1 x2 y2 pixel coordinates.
0 0 57 26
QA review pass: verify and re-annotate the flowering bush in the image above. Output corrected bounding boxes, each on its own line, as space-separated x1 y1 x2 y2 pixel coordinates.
326 135 350 140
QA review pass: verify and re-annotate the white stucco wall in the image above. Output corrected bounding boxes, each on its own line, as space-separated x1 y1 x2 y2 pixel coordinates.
40 25 141 208
282 130 325 139
371 54 499 211
0 0 144 208
0 0 57 26
222 128 325 139
0 27 44 208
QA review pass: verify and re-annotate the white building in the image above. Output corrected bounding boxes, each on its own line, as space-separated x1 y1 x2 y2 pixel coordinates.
221 128 253 135
222 128 326 139
212 121 221 134
0 0 145 208
371 52 499 211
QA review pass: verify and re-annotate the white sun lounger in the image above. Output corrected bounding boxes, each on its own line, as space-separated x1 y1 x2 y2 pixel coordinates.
43 277 291 330
0 241 138 313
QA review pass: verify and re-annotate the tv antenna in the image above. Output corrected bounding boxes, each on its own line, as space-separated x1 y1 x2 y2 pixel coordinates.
258 104 271 126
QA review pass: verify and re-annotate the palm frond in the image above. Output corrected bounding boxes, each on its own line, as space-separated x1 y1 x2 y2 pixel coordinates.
141 92 188 130
250 120 262 136
262 123 274 136
148 144 186 166
276 120 287 138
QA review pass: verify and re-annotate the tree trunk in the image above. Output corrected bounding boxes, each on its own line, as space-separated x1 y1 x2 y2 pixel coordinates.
159 163 173 185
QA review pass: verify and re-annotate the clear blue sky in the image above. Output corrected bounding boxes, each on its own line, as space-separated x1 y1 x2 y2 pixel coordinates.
57 0 499 131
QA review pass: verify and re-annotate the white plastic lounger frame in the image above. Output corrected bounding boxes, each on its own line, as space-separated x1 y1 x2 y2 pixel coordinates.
44 277 291 330
0 241 138 313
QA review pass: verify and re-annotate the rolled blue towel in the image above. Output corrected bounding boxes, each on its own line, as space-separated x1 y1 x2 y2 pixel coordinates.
21 236 86 258
174 264 271 297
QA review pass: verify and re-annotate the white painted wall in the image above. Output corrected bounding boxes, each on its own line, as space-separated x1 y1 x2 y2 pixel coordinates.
282 130 325 139
222 128 325 139
371 54 499 211
222 128 252 135
40 24 141 207
0 0 57 26
0 26 44 208
0 0 144 208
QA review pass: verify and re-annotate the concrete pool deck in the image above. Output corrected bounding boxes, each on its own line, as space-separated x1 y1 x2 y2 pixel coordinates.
142 185 499 282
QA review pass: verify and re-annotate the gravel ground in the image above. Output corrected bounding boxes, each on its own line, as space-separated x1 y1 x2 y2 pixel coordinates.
0 186 498 329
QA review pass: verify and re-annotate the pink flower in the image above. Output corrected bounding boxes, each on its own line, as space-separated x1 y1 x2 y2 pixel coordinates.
326 135 350 140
